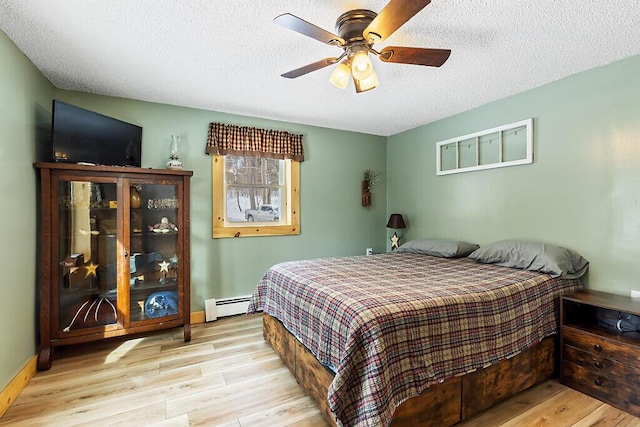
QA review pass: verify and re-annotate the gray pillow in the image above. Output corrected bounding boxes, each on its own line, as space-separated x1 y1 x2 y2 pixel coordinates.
468 240 589 278
397 239 480 258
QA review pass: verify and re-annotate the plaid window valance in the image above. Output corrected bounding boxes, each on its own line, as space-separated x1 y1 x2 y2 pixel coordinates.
206 122 304 162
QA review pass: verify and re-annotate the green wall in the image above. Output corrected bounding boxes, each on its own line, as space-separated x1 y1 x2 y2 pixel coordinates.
387 53 640 296
0 31 55 390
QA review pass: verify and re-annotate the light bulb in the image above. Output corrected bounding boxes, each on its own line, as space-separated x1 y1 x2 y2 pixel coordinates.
329 62 351 89
351 50 373 80
354 70 379 93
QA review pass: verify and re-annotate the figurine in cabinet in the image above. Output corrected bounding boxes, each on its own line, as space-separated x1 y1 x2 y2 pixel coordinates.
149 216 178 233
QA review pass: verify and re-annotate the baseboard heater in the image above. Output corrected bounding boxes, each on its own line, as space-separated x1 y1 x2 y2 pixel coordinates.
205 296 251 321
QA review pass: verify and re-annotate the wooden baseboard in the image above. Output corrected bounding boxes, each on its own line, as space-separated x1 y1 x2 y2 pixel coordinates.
0 355 38 417
191 310 205 324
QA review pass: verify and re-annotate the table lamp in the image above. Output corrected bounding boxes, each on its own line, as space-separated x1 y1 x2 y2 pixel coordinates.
386 214 406 250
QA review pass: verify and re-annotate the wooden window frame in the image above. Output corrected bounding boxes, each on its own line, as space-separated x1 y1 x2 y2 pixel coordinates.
212 154 300 238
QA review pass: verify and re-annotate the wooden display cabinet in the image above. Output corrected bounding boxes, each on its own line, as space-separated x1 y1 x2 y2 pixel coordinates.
560 289 640 416
35 162 193 370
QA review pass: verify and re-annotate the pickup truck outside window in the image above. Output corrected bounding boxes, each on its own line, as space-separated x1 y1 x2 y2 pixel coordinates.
212 154 300 238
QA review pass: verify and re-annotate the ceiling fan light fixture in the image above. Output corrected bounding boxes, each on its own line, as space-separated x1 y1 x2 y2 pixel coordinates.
329 61 351 89
354 70 379 93
275 4 451 94
351 49 374 80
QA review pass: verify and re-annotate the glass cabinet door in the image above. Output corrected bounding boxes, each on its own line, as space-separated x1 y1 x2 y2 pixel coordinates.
57 180 118 332
129 183 180 323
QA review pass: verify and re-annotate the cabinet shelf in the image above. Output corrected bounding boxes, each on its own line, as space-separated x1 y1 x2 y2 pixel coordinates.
36 162 192 371
130 232 178 237
58 207 118 212
130 278 177 292
60 287 112 297
129 309 179 323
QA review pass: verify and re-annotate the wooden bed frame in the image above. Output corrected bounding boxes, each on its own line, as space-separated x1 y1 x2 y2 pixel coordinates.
264 314 557 426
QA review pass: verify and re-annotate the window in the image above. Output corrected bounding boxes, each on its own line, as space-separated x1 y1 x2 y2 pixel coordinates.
206 122 303 238
212 154 300 238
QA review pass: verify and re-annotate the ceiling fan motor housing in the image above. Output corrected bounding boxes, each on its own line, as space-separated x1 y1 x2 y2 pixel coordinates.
335 9 377 47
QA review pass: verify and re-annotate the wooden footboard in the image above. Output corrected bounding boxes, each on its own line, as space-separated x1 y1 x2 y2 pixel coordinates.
263 314 557 426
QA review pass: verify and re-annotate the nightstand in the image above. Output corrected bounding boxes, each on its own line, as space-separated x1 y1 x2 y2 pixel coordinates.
560 289 640 416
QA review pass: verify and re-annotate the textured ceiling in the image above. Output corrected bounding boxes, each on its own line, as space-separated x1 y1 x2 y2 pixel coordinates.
1 1 640 136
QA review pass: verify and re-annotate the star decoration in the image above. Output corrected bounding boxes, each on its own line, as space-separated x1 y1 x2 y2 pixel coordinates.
84 261 98 278
390 232 400 250
159 260 170 273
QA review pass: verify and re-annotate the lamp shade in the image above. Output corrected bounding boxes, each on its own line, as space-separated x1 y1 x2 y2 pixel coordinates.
329 61 351 89
386 214 406 229
351 50 374 80
354 70 379 93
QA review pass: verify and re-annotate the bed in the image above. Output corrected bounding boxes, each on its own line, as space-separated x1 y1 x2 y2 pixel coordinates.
247 241 587 426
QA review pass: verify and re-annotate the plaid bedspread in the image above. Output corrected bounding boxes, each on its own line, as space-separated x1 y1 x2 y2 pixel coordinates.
247 253 583 427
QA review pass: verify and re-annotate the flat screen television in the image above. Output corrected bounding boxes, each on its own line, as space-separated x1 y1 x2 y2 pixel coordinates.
51 100 142 167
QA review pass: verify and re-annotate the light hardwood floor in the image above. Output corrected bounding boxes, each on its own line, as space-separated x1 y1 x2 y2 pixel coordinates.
2 313 639 426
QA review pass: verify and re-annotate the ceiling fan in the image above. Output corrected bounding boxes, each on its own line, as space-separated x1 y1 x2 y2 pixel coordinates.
275 0 451 93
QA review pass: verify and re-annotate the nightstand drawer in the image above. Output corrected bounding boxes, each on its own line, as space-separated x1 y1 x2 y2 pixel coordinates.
563 345 639 384
562 326 640 368
562 361 640 417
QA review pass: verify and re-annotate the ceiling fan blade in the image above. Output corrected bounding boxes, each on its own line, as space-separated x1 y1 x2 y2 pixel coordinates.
379 46 451 67
364 0 431 43
281 57 340 79
274 13 345 46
